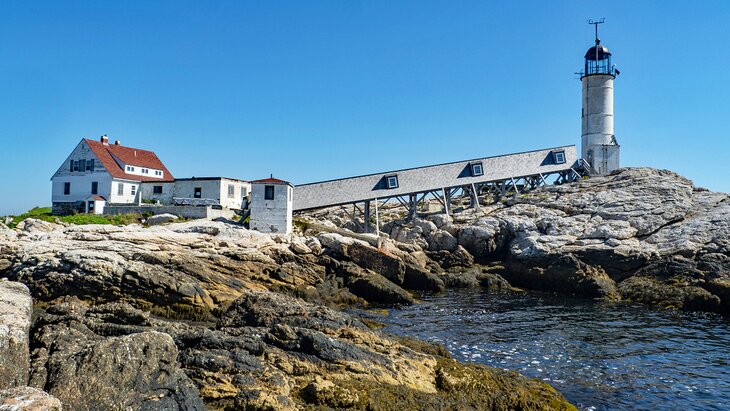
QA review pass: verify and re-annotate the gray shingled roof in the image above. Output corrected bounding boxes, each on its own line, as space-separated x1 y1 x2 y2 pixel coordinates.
294 145 579 211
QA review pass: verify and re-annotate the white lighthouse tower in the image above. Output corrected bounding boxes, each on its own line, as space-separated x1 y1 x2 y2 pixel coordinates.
581 19 620 175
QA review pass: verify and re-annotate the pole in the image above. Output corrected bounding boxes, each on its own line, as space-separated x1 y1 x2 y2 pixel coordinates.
374 198 380 238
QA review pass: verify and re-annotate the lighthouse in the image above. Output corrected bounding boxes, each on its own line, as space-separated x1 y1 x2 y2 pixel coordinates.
581 19 620 175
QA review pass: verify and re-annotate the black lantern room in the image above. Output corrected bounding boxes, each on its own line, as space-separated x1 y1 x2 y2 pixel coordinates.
583 39 615 77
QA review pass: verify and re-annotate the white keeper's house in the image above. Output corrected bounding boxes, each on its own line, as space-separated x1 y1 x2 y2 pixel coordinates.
51 135 174 215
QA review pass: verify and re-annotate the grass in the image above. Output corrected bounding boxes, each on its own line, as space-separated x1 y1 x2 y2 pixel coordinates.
5 206 143 228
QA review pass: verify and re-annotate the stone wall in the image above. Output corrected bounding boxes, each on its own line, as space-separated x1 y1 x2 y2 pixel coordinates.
104 205 236 220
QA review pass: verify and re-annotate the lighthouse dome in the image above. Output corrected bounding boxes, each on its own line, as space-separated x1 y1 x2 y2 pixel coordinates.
585 40 611 60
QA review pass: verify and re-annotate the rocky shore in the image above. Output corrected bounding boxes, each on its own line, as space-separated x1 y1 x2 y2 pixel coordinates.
304 167 730 313
1 166 727 409
0 214 573 408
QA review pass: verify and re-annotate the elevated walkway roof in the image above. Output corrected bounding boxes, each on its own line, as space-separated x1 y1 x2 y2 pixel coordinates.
293 145 579 211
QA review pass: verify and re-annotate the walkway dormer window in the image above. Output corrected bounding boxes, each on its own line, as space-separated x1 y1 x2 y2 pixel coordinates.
386 175 399 189
470 162 484 177
553 150 566 164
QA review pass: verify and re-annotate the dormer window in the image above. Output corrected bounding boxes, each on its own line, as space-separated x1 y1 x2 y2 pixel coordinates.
553 150 566 164
126 166 135 172
470 162 484 177
142 168 149 174
385 175 399 189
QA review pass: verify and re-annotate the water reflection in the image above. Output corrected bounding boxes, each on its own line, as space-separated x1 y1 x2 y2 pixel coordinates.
374 289 730 411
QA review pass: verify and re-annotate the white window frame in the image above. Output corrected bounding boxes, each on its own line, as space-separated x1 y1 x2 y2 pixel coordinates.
131 185 136 196
553 151 566 164
118 183 124 196
386 175 399 189
471 162 484 176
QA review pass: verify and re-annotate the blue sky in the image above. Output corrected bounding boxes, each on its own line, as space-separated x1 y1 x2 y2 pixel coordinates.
1 1 729 215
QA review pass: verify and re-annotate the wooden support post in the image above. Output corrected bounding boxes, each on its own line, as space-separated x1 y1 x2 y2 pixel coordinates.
442 188 450 215
363 201 371 233
374 198 380 238
470 183 480 209
408 194 417 220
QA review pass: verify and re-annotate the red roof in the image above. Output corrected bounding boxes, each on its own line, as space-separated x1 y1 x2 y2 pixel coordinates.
84 139 174 182
87 195 107 201
251 177 291 184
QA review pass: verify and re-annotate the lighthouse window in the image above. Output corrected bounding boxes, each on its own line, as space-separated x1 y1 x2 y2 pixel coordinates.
471 163 484 177
553 151 566 164
385 175 399 189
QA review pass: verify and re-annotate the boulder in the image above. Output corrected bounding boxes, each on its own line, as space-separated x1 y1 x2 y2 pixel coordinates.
506 255 619 299
335 262 414 305
0 280 32 390
345 242 406 285
442 268 481 288
305 237 323 255
146 213 178 226
0 386 62 411
290 240 312 255
31 324 205 411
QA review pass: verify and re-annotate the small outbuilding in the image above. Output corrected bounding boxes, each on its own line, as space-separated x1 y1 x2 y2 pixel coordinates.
84 195 107 215
248 177 293 234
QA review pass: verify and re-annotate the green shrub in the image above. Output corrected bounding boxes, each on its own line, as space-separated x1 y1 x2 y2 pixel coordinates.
5 206 143 228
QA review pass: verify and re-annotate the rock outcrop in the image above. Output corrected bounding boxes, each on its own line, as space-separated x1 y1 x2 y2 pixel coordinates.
26 291 574 410
0 280 32 390
0 218 575 409
0 280 63 409
304 168 730 313
30 303 205 411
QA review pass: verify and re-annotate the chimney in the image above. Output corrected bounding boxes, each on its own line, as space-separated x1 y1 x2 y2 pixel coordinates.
101 135 109 145
114 140 121 145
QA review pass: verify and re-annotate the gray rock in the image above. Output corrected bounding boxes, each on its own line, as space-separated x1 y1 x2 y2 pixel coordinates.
427 230 458 252
305 237 323 255
146 213 179 226
335 262 414 305
0 386 62 411
0 280 32 390
31 324 205 411
290 240 312 255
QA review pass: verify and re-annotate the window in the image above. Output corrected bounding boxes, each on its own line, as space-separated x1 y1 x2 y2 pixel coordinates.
91 182 98 195
385 175 399 189
153 185 163 194
126 166 135 172
131 185 136 196
63 182 71 195
553 150 566 164
87 159 94 171
79 159 86 172
264 185 275 200
155 170 162 176
118 183 124 196
73 161 79 172
194 187 202 198
228 184 235 198
142 168 148 174
471 162 484 177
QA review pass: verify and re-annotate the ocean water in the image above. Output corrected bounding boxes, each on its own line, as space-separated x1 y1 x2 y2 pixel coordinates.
375 289 730 411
